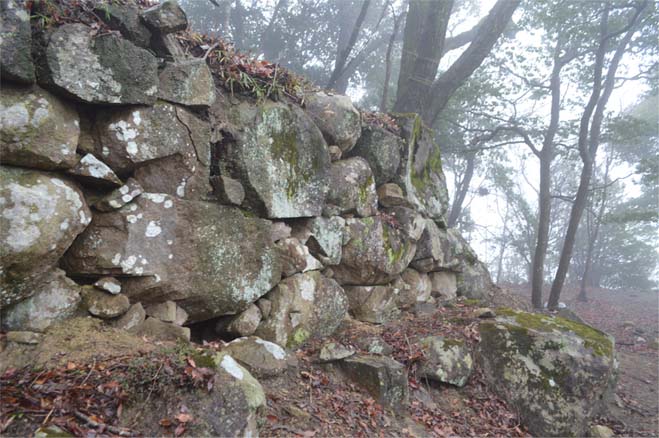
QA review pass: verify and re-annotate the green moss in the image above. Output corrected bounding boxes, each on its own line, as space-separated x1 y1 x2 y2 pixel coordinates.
461 299 481 306
439 338 465 351
358 175 374 204
288 327 310 348
496 308 613 357
381 222 407 266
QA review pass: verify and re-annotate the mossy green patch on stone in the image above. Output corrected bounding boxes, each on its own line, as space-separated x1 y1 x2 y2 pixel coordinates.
381 223 408 266
288 327 310 348
461 299 481 306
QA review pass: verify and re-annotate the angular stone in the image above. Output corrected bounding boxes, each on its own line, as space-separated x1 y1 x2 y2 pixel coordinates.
93 102 209 179
256 298 272 319
392 114 448 221
304 92 361 152
175 305 189 326
328 145 342 161
214 98 330 219
134 317 191 342
270 222 292 243
1 167 91 308
158 59 216 107
397 269 432 309
478 308 618 437
37 24 158 105
344 284 399 324
94 277 122 295
220 336 289 378
346 124 402 186
1 85 79 170
145 300 177 322
82 287 130 319
67 154 123 188
419 336 473 387
1 0 34 84
318 342 355 362
412 220 445 264
333 217 416 286
456 261 494 300
381 206 425 242
354 336 393 356
323 157 378 218
7 331 42 344
62 195 281 322
210 175 245 206
140 0 188 34
216 304 262 337
590 425 614 438
115 303 146 331
256 272 348 348
340 355 408 408
377 183 408 208
95 2 152 49
276 238 323 277
0 269 81 332
150 33 188 61
291 216 345 266
93 178 143 212
429 271 457 300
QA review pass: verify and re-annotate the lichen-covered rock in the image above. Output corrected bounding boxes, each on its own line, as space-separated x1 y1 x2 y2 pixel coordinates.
1 0 35 84
93 178 143 212
6 330 42 344
377 183 408 208
393 114 448 221
62 194 281 322
430 271 457 300
1 85 79 170
411 220 445 266
354 336 394 356
255 271 348 348
344 284 399 324
115 303 145 331
210 175 245 206
276 237 323 277
140 0 188 34
340 355 408 408
94 277 122 295
304 92 361 153
456 260 494 300
477 308 618 437
158 60 216 107
67 154 123 188
381 206 425 242
37 23 158 105
220 336 290 378
290 216 344 266
419 336 472 387
323 157 378 218
396 268 432 309
145 300 177 322
0 269 81 332
216 304 262 337
333 217 416 286
1 167 91 308
93 103 210 189
214 98 330 219
95 2 152 48
346 124 402 185
82 287 130 319
133 317 190 341
318 342 355 362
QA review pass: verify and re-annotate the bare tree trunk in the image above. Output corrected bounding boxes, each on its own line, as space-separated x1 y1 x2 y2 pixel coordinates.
447 153 475 228
496 199 511 284
380 10 403 112
259 0 287 61
326 0 372 91
548 3 645 309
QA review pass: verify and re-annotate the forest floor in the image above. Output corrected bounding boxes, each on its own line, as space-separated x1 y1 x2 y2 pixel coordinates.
508 284 659 437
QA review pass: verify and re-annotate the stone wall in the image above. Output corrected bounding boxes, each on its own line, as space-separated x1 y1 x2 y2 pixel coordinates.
0 0 494 346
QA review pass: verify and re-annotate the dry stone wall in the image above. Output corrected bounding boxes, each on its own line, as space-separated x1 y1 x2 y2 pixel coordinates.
0 0 494 346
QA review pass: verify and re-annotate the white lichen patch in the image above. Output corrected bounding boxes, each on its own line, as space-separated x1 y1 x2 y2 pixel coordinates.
255 338 286 360
220 355 244 380
145 221 162 237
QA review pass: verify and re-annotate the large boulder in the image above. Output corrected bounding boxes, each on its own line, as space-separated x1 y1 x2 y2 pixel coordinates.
346 124 402 185
304 92 361 153
214 97 330 219
1 167 91 308
93 102 209 186
290 216 345 266
158 60 216 108
340 355 409 408
1 0 35 84
396 268 432 309
456 260 494 300
36 23 158 105
344 284 399 324
95 2 152 49
219 336 290 378
1 85 79 170
62 194 281 322
255 271 348 348
393 114 449 221
430 271 457 300
323 157 378 218
140 0 188 34
0 269 81 332
478 308 618 437
333 217 417 286
418 336 473 387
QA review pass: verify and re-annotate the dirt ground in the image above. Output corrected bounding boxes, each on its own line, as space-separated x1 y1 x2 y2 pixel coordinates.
507 284 659 437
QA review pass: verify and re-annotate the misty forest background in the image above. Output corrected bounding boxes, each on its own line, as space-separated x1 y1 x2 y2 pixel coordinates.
179 0 658 308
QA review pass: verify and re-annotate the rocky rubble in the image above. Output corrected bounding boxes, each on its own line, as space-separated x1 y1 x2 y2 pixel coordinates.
0 1 617 436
